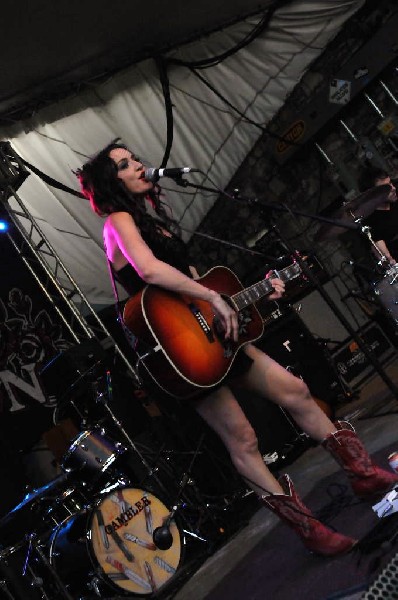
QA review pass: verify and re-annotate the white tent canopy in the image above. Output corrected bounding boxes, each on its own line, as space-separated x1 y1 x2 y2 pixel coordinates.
0 0 364 305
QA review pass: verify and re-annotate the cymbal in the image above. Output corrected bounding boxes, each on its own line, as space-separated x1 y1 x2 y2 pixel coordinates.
316 184 393 242
1 474 68 517
345 183 395 216
0 473 69 545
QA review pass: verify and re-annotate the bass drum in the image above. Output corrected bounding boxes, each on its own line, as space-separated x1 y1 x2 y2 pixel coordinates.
49 487 183 597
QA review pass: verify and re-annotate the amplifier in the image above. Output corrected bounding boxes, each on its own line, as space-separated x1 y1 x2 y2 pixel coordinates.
258 309 341 406
332 322 396 388
234 310 338 466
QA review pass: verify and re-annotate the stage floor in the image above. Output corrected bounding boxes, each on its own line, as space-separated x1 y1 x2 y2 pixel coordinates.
173 361 398 600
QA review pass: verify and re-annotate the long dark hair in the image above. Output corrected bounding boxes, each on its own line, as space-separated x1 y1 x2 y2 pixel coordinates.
76 141 178 242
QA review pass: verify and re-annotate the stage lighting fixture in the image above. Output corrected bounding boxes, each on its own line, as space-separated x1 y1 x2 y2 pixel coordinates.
0 220 9 232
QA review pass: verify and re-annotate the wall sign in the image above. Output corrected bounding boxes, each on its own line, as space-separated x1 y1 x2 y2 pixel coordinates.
329 79 352 105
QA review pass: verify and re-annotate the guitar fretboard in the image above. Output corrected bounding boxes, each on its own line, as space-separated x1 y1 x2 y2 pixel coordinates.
232 279 273 310
231 263 301 311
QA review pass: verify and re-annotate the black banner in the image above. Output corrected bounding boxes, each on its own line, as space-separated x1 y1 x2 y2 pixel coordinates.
0 231 74 514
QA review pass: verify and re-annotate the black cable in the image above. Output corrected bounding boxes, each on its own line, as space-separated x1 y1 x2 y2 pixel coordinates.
162 0 308 150
167 3 289 70
188 67 266 134
284 147 327 242
154 55 174 169
19 156 85 199
186 66 304 149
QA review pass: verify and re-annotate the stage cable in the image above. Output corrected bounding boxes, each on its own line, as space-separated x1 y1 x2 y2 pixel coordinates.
166 1 290 70
18 155 85 199
154 55 175 169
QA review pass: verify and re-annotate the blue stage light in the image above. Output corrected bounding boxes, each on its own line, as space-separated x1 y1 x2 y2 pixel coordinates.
0 220 9 232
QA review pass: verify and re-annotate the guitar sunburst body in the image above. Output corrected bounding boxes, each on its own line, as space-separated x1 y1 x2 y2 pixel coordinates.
123 267 264 398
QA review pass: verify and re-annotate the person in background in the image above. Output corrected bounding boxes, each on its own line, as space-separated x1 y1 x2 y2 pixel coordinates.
77 142 398 557
359 166 398 265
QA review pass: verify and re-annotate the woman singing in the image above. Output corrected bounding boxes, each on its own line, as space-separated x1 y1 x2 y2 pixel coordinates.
78 142 398 556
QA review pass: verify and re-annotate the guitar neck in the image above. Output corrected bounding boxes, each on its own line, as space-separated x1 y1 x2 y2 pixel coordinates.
231 267 296 311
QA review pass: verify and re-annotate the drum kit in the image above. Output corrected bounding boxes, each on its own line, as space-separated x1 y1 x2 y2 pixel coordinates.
0 348 237 600
316 183 398 326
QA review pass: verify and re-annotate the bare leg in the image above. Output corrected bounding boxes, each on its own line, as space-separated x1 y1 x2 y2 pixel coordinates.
194 347 358 556
194 386 284 495
237 344 336 441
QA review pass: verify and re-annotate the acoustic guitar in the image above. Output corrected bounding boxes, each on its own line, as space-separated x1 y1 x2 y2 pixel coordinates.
123 262 301 399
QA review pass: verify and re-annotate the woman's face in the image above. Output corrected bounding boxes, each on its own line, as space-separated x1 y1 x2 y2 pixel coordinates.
109 147 153 195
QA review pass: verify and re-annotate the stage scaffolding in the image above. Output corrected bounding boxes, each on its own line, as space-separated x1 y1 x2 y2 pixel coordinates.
0 141 141 387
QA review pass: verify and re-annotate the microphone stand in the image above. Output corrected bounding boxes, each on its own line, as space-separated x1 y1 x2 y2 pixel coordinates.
173 176 398 411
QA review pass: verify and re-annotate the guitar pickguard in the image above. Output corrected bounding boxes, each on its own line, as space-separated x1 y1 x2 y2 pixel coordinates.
219 307 254 358
237 307 253 336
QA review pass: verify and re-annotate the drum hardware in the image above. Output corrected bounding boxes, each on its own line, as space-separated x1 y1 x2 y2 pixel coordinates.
42 486 92 528
91 370 175 502
29 534 75 600
360 224 392 272
0 533 74 600
40 340 108 431
147 430 235 545
0 541 49 600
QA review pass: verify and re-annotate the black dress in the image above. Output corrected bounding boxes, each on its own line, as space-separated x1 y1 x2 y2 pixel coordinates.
113 229 192 296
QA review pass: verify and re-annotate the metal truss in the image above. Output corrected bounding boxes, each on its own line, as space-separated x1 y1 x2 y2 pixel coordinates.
0 141 141 386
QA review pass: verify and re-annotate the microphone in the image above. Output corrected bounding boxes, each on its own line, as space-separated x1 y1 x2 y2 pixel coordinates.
152 506 177 550
144 167 199 183
152 524 173 550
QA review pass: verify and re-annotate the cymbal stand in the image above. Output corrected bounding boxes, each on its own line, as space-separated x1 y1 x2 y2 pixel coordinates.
156 432 217 541
96 373 226 547
360 225 390 270
20 533 74 600
93 370 174 500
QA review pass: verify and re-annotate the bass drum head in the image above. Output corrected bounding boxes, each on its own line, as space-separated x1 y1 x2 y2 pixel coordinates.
91 487 183 595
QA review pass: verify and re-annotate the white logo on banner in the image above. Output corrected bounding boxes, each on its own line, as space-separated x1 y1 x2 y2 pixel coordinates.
329 79 351 105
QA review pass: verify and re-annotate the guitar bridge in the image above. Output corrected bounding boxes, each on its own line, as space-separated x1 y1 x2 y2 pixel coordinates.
188 303 214 342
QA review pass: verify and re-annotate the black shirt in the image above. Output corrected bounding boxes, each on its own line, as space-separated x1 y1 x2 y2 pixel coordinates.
363 201 398 254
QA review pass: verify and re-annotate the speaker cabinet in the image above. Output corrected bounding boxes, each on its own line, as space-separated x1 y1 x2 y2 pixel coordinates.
332 322 395 388
257 310 341 406
292 277 369 343
232 310 339 466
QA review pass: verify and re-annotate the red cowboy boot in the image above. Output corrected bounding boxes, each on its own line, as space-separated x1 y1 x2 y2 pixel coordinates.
262 474 357 556
322 421 398 498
